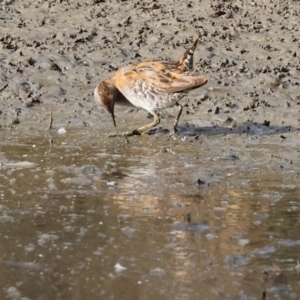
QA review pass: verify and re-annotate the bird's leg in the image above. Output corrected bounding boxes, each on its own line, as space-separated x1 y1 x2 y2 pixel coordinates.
127 111 160 136
108 111 160 137
173 104 183 134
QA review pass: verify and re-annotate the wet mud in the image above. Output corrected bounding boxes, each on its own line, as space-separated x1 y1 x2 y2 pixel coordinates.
1 0 300 299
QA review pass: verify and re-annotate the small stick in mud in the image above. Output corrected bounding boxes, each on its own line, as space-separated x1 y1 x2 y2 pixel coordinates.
0 83 8 93
48 109 53 130
123 134 129 144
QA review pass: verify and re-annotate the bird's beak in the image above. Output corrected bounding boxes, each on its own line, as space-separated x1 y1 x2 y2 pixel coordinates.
110 112 116 127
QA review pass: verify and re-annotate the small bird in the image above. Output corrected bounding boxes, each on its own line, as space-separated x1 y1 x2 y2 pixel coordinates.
94 39 207 136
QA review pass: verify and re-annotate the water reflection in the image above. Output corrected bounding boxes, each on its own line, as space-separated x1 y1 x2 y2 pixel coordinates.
0 132 300 299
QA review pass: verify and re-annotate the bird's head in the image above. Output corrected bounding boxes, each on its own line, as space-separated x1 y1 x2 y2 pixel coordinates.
94 81 117 127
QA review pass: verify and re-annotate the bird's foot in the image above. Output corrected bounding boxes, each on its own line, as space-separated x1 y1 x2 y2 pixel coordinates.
170 125 180 137
125 129 141 137
108 129 141 138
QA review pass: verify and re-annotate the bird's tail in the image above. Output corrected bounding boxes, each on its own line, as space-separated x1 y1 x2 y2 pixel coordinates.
177 38 199 74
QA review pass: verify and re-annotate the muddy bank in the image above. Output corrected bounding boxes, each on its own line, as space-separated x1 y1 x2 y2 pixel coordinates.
0 0 300 134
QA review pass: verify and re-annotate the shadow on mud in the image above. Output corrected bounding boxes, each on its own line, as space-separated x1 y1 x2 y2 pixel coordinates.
149 122 298 137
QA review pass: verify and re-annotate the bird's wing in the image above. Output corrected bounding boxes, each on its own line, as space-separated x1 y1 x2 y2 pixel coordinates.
124 61 207 93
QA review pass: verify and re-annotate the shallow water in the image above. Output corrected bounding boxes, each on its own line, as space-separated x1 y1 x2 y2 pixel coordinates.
0 129 300 299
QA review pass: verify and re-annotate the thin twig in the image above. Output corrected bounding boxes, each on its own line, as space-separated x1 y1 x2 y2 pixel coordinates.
48 110 53 130
123 134 129 144
0 83 8 93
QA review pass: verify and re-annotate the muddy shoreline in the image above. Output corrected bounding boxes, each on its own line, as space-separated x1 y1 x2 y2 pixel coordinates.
0 0 300 135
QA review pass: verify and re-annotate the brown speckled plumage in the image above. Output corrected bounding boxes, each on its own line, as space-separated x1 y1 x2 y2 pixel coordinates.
94 39 207 136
